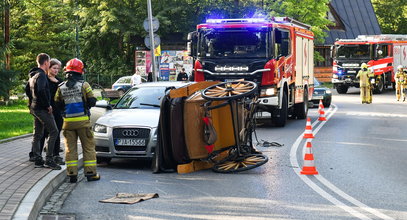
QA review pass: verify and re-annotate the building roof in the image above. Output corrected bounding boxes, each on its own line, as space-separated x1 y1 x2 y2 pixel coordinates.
323 0 381 45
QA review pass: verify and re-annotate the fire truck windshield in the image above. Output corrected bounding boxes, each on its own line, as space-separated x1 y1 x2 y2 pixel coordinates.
198 28 268 58
336 44 371 59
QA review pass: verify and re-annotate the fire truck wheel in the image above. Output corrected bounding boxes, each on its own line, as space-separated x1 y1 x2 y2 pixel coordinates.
293 89 308 119
336 85 348 94
201 81 257 101
373 77 384 94
273 91 287 127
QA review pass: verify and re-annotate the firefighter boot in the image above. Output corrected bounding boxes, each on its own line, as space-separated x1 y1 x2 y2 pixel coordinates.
69 175 78 183
86 173 101 182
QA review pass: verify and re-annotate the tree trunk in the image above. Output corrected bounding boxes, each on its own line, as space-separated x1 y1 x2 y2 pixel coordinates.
5 0 10 70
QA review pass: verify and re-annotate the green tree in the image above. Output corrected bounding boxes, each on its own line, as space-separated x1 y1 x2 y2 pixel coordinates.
10 0 76 80
372 0 407 34
265 0 332 44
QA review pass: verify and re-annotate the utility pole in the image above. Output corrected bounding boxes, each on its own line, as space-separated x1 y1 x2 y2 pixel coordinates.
75 0 80 58
4 0 10 70
147 0 157 81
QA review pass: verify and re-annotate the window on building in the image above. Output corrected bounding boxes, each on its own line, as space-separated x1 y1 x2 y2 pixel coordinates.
315 47 332 67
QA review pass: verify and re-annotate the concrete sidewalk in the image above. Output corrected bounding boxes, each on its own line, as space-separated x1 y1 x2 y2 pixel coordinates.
0 135 78 220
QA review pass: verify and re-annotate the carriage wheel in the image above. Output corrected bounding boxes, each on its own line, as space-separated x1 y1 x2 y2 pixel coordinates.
212 154 268 173
202 81 257 101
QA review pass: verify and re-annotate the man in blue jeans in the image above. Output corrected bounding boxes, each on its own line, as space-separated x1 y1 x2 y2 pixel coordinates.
25 53 61 170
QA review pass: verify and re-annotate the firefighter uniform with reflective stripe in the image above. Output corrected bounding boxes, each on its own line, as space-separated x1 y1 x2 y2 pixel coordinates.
356 68 374 104
55 80 97 178
395 70 406 101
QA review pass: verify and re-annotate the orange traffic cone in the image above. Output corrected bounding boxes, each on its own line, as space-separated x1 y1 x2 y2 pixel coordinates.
317 99 323 114
318 100 327 121
303 117 314 139
300 140 319 175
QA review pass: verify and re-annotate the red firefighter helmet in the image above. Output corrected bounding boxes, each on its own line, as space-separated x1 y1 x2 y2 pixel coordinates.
65 58 84 74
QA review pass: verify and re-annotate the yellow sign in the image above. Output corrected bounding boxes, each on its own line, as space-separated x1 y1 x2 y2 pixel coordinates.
154 45 161 56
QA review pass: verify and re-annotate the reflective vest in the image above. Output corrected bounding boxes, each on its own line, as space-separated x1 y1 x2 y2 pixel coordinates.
59 81 88 121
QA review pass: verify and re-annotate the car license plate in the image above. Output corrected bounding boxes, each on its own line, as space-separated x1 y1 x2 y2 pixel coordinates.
313 95 323 100
345 78 352 82
115 138 146 146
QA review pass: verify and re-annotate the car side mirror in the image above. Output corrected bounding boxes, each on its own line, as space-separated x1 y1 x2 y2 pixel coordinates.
95 100 112 110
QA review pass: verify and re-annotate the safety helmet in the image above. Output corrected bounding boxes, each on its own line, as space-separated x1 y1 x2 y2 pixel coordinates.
65 58 84 74
397 65 403 70
360 63 368 69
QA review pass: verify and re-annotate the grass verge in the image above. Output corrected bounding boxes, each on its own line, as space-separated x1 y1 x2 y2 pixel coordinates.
0 100 33 140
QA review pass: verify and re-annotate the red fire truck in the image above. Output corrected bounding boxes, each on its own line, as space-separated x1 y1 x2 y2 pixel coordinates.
332 35 407 94
187 17 314 127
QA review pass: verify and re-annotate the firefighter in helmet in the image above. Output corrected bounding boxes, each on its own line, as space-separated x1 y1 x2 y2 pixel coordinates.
394 65 406 101
55 58 100 183
356 63 374 104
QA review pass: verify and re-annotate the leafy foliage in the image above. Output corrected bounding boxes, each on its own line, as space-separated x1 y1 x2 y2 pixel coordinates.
372 0 407 34
3 0 333 88
265 0 332 44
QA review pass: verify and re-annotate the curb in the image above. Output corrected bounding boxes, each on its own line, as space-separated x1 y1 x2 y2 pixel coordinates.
0 134 32 144
13 154 84 220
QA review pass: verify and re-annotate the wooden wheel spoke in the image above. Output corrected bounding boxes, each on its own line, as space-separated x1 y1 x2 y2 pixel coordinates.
207 89 224 93
216 86 227 91
231 82 242 88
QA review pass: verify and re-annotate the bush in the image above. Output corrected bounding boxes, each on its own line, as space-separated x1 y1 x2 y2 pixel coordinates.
0 68 17 100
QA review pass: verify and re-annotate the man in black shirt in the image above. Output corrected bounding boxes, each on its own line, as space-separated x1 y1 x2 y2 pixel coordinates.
25 53 61 170
177 68 189 81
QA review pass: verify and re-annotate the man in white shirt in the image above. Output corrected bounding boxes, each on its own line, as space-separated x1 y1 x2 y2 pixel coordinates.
131 72 142 86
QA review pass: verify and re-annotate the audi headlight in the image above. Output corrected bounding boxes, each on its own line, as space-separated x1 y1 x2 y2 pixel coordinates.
93 124 107 133
152 129 158 142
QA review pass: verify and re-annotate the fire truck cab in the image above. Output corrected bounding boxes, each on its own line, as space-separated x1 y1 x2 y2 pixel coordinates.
187 17 314 127
332 35 407 94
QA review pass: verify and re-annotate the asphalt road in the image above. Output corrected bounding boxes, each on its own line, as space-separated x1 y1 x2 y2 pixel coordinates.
57 87 407 220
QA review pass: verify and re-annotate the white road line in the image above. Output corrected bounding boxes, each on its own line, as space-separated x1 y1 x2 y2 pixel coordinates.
291 104 394 220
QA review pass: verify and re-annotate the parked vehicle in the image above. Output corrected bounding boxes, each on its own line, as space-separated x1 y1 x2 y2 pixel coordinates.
111 76 132 96
187 17 315 127
310 78 332 108
332 35 407 94
91 81 192 164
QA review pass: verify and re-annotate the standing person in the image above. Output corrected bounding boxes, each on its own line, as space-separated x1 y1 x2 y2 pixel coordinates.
25 53 61 170
55 58 100 183
356 63 374 104
189 70 195 81
394 65 406 101
147 71 153 82
177 68 188 81
131 71 142 86
39 58 65 165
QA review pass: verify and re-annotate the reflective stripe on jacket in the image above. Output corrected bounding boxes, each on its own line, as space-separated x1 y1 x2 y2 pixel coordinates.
59 81 87 119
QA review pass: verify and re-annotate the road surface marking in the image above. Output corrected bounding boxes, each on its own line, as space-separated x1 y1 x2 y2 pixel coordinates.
291 104 394 220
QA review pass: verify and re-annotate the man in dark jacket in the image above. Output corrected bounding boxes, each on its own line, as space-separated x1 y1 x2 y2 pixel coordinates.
177 68 189 81
25 53 61 170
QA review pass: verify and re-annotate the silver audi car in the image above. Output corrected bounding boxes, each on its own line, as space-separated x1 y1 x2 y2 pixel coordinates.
92 81 191 164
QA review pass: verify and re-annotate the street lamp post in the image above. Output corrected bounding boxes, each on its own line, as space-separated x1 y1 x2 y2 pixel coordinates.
147 0 157 81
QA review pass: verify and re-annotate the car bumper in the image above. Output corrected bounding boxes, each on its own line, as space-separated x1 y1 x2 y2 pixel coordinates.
94 126 157 159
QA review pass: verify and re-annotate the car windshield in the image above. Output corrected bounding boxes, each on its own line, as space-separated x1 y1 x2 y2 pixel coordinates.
114 86 165 109
314 78 321 87
198 27 268 58
116 77 131 84
336 44 371 59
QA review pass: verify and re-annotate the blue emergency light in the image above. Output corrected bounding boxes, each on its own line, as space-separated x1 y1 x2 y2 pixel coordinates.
206 18 267 24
